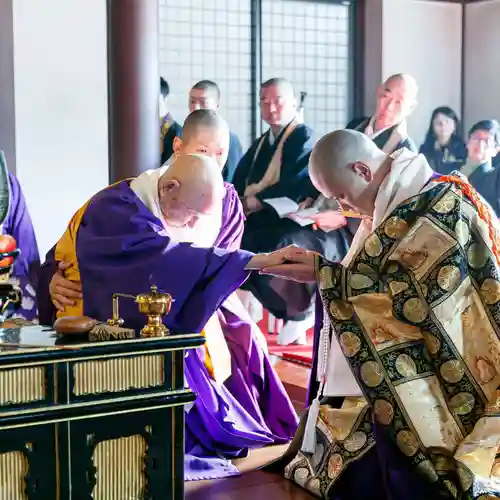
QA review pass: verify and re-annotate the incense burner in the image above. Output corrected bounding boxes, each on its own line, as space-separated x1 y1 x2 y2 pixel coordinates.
108 285 173 338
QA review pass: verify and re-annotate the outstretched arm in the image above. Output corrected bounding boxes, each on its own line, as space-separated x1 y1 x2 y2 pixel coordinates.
258 247 320 283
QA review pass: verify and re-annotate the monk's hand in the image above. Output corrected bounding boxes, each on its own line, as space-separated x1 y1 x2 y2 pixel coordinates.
298 197 316 210
245 245 302 271
244 195 262 214
259 247 318 283
313 211 347 232
49 261 83 312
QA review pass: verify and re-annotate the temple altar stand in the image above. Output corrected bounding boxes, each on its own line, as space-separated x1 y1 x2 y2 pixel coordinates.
0 322 203 499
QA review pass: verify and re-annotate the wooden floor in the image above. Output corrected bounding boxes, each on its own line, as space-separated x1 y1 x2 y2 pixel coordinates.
186 358 313 499
185 469 315 499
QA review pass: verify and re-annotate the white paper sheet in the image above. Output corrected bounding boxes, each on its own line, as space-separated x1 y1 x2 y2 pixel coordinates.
263 197 318 226
263 197 299 217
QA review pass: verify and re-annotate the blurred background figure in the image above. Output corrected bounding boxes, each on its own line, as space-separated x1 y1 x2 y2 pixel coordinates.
419 106 467 173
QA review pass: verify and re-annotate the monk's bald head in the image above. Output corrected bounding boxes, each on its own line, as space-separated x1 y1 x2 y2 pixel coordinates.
260 78 297 127
375 73 418 128
310 129 389 215
159 154 225 228
172 109 230 170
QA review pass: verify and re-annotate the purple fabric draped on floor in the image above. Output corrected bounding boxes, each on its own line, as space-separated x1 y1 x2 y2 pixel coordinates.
37 180 298 481
184 304 298 480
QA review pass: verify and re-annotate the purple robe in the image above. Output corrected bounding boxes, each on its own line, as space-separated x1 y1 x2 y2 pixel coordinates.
37 181 298 480
1 171 40 320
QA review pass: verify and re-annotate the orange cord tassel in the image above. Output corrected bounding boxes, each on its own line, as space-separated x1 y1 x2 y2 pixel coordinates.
436 175 500 266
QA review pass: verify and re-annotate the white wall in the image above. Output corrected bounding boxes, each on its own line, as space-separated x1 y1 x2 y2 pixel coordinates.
365 0 462 148
464 0 500 133
12 0 109 257
363 0 383 117
159 0 253 150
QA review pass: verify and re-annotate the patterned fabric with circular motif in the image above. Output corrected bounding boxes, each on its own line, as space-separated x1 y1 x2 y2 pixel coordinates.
384 216 409 239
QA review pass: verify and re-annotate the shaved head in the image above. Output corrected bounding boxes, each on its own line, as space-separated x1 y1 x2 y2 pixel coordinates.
375 73 418 128
261 78 295 98
173 109 230 170
384 73 418 100
260 77 297 127
182 109 229 143
310 129 389 215
159 154 225 228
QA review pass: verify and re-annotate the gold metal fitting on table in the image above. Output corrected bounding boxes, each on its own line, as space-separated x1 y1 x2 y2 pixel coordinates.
107 285 173 338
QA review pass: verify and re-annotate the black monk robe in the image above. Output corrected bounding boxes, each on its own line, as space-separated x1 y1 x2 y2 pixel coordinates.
451 162 500 217
347 116 417 152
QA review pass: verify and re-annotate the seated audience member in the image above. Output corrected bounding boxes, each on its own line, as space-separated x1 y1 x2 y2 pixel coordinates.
263 129 500 499
36 117 298 481
233 78 352 345
346 73 418 152
160 77 182 165
305 73 420 231
162 79 243 182
453 119 500 216
419 106 467 173
0 151 39 320
189 80 244 183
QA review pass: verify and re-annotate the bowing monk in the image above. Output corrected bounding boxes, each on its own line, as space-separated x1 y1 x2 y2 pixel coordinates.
263 129 500 499
36 119 298 480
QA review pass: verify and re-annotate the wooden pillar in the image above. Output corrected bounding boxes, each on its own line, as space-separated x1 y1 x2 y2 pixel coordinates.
0 0 16 173
107 0 160 182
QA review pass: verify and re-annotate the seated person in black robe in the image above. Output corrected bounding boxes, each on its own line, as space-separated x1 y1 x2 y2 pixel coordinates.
301 73 421 263
301 73 419 212
419 106 467 173
347 73 418 153
233 78 352 345
162 80 243 183
448 119 500 216
160 77 182 165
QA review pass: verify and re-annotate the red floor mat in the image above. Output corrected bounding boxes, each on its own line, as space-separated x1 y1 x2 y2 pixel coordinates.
257 313 314 367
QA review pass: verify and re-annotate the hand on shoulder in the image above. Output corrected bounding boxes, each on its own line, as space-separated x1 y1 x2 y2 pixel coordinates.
49 261 82 311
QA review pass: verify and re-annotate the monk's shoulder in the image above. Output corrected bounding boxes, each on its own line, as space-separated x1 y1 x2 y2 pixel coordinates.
84 180 136 216
223 182 244 215
291 122 314 141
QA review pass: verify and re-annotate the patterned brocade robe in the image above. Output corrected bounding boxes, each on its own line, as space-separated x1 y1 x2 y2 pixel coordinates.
285 180 500 499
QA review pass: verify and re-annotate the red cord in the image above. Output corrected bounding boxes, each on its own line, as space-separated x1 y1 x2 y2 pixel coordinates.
436 175 500 266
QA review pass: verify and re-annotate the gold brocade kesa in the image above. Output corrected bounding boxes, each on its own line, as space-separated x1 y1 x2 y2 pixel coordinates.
285 181 500 499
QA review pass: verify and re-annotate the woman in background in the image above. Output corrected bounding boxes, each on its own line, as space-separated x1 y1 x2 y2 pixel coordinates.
419 106 467 174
